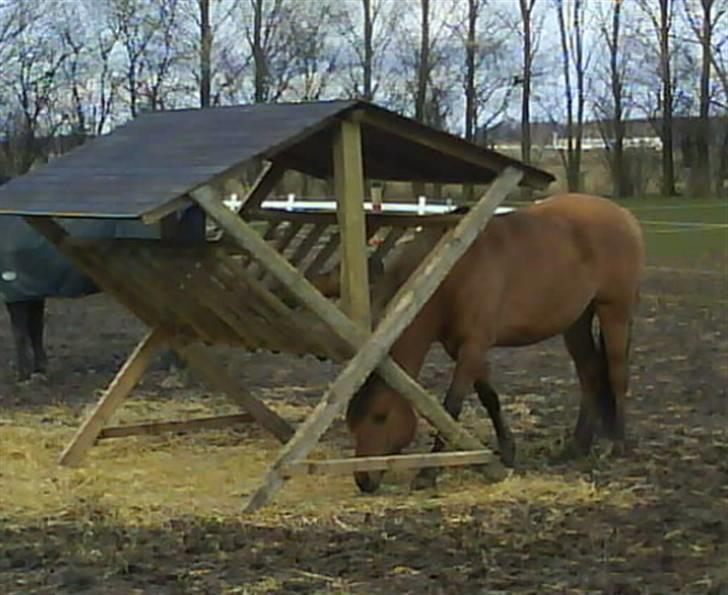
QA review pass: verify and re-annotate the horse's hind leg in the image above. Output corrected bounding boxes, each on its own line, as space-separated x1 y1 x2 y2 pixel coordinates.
27 299 47 374
474 364 515 467
563 304 604 456
6 302 32 381
595 302 633 455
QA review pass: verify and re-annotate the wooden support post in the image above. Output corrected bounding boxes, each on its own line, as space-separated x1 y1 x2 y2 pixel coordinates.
192 168 521 513
333 118 371 328
172 341 294 443
59 329 165 466
236 160 286 212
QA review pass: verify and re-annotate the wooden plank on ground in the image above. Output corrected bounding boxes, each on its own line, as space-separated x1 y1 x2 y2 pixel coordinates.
98 413 255 439
59 329 165 466
281 450 495 477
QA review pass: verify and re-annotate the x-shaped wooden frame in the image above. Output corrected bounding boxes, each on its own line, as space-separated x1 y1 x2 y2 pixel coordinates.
25 160 521 512
190 166 523 512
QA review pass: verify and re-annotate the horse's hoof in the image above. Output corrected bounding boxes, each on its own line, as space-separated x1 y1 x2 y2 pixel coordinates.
609 440 631 458
411 469 438 491
551 441 589 464
499 440 517 468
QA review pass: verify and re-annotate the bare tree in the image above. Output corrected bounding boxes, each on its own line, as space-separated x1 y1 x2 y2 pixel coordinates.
0 8 69 173
593 0 632 197
554 0 587 192
464 0 480 142
460 2 516 145
286 2 343 100
637 0 677 195
245 0 296 103
337 0 397 100
409 0 430 123
683 0 726 196
518 0 538 167
199 0 212 107
108 0 158 117
362 0 374 99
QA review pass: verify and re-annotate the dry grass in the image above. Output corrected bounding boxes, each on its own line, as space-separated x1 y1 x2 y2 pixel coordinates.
0 394 635 530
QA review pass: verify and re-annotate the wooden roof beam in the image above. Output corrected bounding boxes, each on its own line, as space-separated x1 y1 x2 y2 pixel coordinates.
356 108 553 190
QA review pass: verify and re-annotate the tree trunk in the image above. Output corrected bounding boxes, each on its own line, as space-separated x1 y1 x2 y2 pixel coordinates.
519 0 533 168
694 0 712 197
415 0 430 123
362 0 373 100
465 0 477 142
659 0 676 196
253 0 266 103
609 0 629 197
463 0 478 202
199 0 212 108
413 0 430 198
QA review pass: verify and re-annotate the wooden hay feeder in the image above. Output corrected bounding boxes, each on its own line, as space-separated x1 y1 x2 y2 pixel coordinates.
0 100 554 511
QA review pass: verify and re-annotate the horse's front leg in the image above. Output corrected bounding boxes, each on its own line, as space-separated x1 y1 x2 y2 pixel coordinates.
412 342 483 490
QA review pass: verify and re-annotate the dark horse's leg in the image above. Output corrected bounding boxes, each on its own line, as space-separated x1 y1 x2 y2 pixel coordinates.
6 301 32 381
474 364 515 467
412 342 485 490
595 302 633 456
27 299 47 374
562 304 604 456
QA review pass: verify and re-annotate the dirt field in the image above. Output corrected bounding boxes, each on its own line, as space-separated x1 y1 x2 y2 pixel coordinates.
1 251 727 593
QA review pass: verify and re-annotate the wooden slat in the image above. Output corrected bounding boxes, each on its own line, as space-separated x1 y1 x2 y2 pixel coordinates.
134 248 234 344
372 226 407 262
289 223 328 268
59 330 165 466
98 413 255 439
304 230 340 279
281 450 495 477
179 257 264 348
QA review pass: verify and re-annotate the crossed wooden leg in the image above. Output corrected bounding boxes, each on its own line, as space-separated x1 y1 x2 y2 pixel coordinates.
58 330 293 467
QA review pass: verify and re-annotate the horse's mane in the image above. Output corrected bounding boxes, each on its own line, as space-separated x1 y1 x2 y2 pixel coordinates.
370 226 448 322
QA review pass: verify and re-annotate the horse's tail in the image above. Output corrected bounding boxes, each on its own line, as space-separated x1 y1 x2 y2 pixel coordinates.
595 327 618 437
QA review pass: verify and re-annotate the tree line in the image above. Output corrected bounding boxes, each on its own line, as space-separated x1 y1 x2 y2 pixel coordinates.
0 0 725 197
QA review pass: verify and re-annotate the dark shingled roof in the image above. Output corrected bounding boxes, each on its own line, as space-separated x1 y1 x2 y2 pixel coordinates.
0 100 554 220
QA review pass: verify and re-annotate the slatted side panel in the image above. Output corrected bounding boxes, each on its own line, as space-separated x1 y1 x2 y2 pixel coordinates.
242 211 420 290
67 239 349 360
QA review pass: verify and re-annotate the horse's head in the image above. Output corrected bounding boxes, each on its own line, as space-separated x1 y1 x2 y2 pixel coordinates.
346 375 417 493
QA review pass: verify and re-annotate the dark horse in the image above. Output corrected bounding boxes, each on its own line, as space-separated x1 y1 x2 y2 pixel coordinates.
0 175 46 380
345 193 644 493
0 174 204 381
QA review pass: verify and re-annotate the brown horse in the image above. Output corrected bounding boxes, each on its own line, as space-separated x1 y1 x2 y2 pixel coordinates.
345 193 644 493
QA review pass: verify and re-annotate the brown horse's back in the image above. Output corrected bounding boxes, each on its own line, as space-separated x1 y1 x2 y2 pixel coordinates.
415 193 644 351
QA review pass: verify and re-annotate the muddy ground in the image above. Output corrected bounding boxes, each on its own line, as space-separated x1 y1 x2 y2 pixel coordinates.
0 266 726 594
